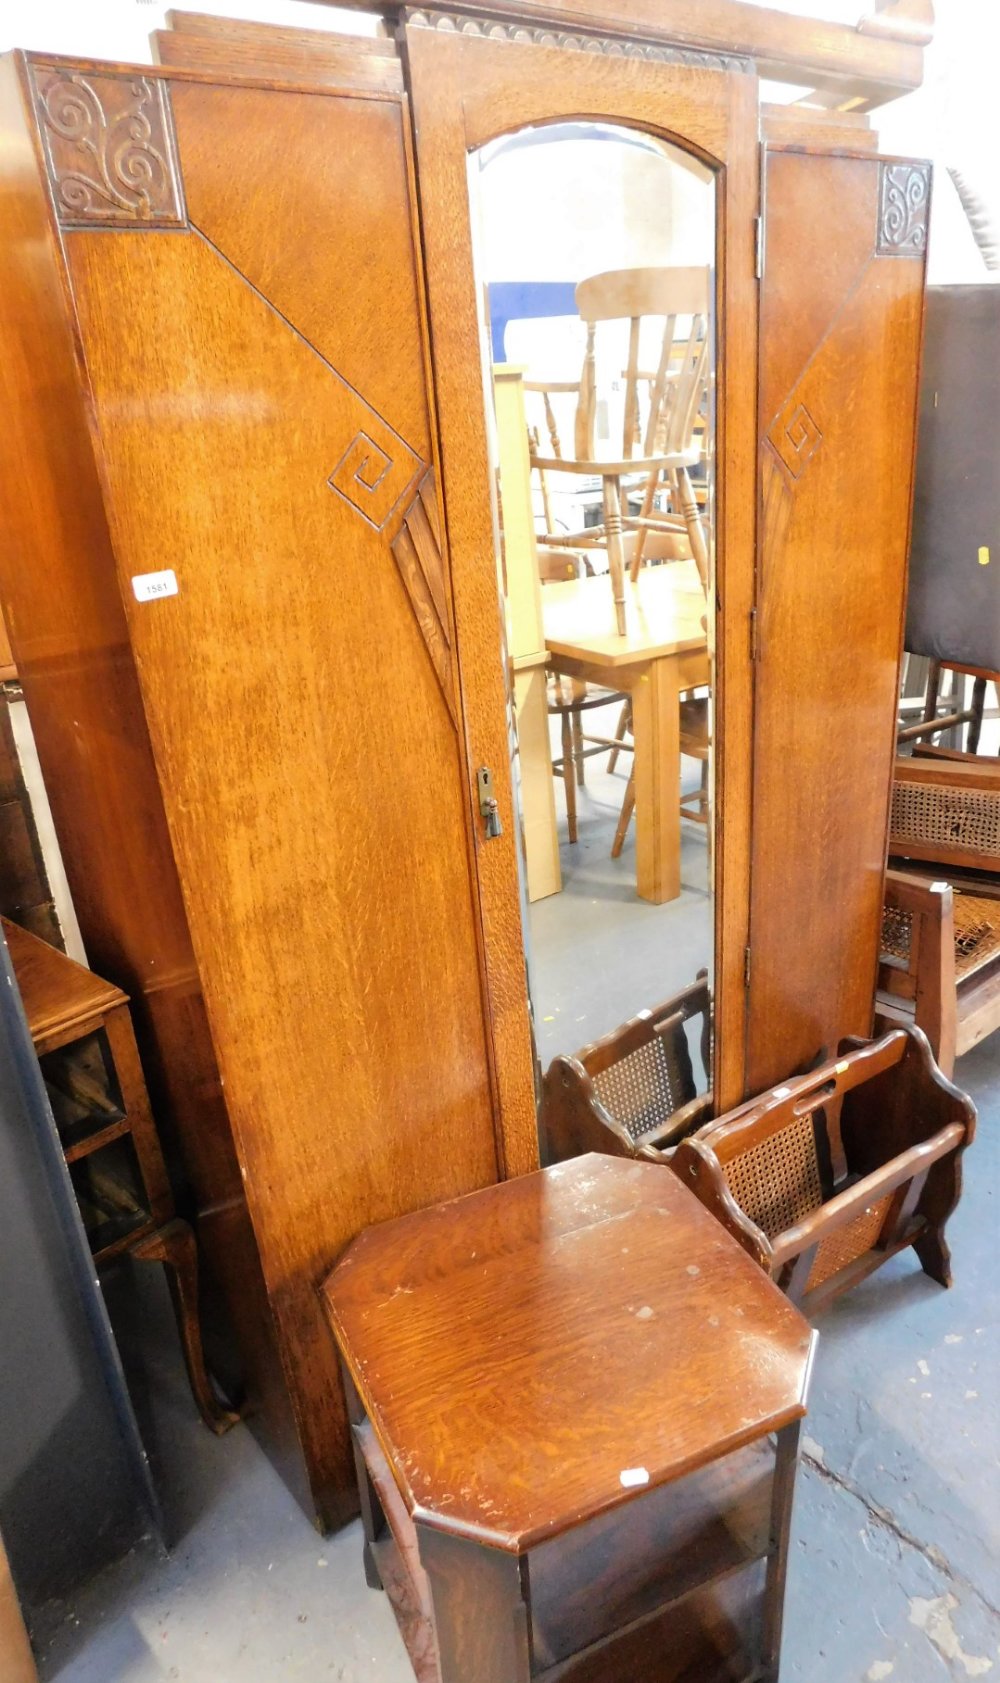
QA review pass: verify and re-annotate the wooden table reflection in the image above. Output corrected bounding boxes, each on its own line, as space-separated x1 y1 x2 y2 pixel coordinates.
542 562 710 904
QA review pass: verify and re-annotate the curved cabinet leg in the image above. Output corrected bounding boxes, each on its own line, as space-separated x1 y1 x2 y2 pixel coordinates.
131 1218 241 1435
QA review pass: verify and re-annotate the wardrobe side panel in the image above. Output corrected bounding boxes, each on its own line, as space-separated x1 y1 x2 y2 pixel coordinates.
746 148 928 1091
0 53 309 1512
48 70 502 1524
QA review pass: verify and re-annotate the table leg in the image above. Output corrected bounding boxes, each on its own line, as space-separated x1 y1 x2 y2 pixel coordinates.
417 1526 532 1683
631 657 681 904
131 1218 240 1435
340 1363 387 1590
760 1416 803 1681
513 665 561 901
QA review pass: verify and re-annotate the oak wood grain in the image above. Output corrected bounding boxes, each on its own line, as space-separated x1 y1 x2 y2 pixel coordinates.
351 0 926 106
62 148 501 1520
170 79 428 447
326 1154 813 1552
760 103 877 151
406 28 759 1120
746 147 928 1092
2 915 124 1044
153 14 403 93
0 49 310 1510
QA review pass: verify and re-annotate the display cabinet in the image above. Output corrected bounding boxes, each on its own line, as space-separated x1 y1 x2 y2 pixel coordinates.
3 916 237 1433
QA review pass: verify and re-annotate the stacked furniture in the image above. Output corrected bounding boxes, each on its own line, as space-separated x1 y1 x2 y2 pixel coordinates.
0 0 934 1525
880 282 1000 1069
880 868 1000 1075
3 916 236 1435
905 286 1000 690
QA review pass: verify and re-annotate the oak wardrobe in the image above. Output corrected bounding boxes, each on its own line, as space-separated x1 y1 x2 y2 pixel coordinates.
0 0 931 1527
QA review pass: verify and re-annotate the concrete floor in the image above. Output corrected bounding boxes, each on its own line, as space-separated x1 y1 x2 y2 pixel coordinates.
528 697 713 1070
35 768 1000 1683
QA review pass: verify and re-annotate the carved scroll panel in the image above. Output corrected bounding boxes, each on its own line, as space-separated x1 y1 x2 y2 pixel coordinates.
29 65 185 228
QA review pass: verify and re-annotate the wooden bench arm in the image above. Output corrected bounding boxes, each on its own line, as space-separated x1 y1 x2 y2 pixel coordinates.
879 871 956 1073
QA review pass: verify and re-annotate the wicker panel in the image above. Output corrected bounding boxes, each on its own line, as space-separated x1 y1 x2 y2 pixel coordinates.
880 903 913 965
722 1112 823 1241
890 779 1000 862
592 1036 692 1142
806 1195 893 1291
953 893 1000 980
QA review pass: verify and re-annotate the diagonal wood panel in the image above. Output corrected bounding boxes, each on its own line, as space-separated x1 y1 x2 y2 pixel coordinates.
391 470 457 723
170 81 432 456
758 154 879 436
747 148 927 1093
63 224 499 1519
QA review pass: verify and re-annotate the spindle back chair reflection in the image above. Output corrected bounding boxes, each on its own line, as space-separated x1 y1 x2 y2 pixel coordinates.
526 265 711 633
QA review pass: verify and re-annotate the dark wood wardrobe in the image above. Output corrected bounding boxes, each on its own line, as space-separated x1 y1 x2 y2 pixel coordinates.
0 0 931 1527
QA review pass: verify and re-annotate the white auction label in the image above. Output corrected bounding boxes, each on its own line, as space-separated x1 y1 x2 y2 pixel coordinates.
132 569 179 602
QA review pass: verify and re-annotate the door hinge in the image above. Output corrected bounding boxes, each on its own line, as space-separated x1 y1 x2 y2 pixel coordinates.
749 606 759 661
744 946 752 988
754 214 764 281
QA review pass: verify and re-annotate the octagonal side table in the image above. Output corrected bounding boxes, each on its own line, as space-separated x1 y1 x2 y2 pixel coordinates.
324 1154 816 1683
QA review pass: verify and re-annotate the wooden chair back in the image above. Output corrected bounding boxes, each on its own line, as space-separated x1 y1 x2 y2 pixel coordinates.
535 546 594 582
542 972 712 1163
572 265 711 463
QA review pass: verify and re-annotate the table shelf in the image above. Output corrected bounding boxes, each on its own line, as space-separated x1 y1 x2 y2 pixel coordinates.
529 1438 774 1669
357 1415 774 1683
539 1560 764 1683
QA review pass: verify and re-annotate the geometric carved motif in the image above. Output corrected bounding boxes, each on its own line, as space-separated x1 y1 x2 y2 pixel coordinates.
29 66 185 228
767 399 823 483
390 470 457 727
327 424 423 533
877 162 931 257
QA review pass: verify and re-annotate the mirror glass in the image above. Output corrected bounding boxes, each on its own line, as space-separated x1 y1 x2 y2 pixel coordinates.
471 121 718 1156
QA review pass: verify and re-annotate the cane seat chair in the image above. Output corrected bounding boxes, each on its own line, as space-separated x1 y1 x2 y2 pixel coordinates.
541 972 713 1163
526 265 711 635
890 746 1000 875
878 869 1000 1076
898 660 1000 752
